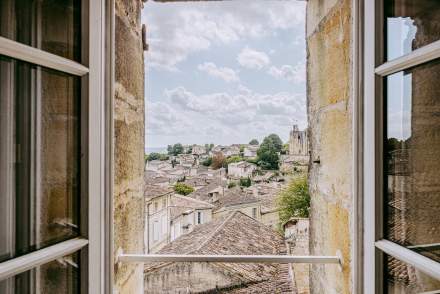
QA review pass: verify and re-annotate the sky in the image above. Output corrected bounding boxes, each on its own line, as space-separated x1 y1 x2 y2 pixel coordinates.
142 1 307 149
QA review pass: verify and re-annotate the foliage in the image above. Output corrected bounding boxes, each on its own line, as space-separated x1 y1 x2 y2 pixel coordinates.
281 143 289 155
239 177 252 187
276 176 310 227
226 156 243 164
239 145 245 153
146 152 170 162
266 134 283 152
256 134 283 170
174 182 194 196
168 143 184 156
228 182 237 189
186 146 193 154
202 157 212 166
211 153 226 169
249 139 259 145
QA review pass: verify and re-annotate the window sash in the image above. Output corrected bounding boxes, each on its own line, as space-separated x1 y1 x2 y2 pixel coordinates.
364 0 440 293
0 0 108 293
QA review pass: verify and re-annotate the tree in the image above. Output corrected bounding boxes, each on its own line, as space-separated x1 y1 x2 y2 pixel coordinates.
249 139 259 145
276 176 310 227
146 152 161 161
226 155 243 164
211 153 226 169
202 157 212 166
228 182 237 189
267 134 283 152
239 177 251 187
174 183 194 196
281 143 289 155
169 143 183 156
257 135 281 170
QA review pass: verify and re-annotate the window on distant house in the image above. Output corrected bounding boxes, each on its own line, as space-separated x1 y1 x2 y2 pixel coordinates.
154 202 158 212
252 208 257 219
197 211 202 224
366 0 440 292
153 221 159 241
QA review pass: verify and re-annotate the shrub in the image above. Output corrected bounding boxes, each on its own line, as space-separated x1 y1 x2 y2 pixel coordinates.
228 182 237 189
277 176 310 226
239 177 251 187
211 153 226 169
174 183 194 196
202 157 213 166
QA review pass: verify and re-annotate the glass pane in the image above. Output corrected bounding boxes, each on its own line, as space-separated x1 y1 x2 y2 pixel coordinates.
0 252 80 294
0 0 81 62
384 60 440 262
385 254 440 294
385 0 440 61
0 55 80 262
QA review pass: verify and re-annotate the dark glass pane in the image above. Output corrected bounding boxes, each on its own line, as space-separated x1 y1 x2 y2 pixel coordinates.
0 252 80 294
384 60 440 262
384 254 440 293
0 56 80 262
385 0 440 61
0 0 81 62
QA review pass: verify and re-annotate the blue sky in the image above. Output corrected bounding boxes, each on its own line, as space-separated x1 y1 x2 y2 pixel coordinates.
142 1 307 149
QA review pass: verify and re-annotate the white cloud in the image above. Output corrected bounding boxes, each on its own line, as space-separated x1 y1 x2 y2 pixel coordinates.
197 62 240 83
237 47 270 70
148 85 307 145
143 1 305 71
268 62 305 84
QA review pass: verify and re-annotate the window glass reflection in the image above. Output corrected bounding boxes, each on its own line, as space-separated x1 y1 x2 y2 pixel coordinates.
0 252 80 294
384 60 440 263
0 0 81 62
385 0 440 61
0 56 80 262
385 254 440 294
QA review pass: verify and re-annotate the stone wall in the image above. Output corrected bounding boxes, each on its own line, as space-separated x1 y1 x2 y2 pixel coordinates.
114 0 145 293
306 0 353 293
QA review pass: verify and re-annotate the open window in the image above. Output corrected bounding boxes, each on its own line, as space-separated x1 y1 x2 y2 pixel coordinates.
364 0 440 292
0 0 108 293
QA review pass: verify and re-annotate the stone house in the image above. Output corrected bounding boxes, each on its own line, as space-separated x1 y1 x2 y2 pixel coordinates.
228 161 257 179
243 144 259 158
249 182 284 229
212 187 262 221
284 218 310 294
2 0 440 293
169 195 213 241
145 186 213 253
145 187 174 253
191 144 207 155
176 153 197 167
145 159 172 171
144 211 294 293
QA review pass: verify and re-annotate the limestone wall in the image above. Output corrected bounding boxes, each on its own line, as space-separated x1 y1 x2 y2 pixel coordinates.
306 0 353 293
114 0 145 292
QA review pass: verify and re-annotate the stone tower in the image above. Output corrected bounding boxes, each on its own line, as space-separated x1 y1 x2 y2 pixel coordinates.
288 125 309 156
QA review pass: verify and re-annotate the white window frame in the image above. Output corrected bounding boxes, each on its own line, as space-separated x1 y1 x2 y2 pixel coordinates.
364 0 440 293
0 0 109 293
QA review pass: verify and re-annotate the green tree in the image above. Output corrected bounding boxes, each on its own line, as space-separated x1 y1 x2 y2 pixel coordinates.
257 135 281 170
228 182 237 189
239 177 252 187
174 183 194 196
267 134 283 152
281 143 289 155
171 143 184 156
159 154 169 161
226 155 243 164
277 176 310 226
167 145 173 154
146 152 161 161
249 139 259 145
202 157 213 166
